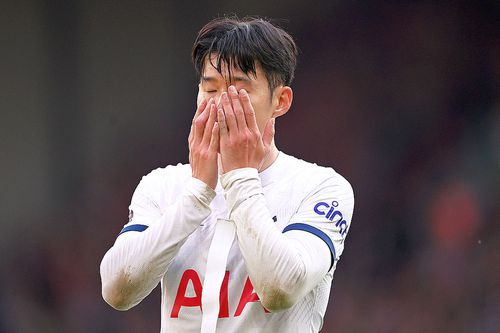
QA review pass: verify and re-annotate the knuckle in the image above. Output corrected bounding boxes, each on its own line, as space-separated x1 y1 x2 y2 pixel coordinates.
200 151 209 160
242 131 252 142
234 135 248 146
194 117 205 127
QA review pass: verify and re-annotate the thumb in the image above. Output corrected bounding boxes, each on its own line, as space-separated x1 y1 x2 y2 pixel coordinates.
262 118 275 148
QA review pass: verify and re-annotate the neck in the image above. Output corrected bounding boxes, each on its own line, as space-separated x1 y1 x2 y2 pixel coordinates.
258 141 279 172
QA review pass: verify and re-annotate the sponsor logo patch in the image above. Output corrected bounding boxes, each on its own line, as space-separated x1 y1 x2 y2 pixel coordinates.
314 201 348 237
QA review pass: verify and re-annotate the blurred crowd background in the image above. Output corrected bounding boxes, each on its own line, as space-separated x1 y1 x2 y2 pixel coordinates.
1 0 498 332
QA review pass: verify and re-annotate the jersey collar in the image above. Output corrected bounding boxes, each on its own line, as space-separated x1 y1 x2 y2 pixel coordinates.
259 151 288 187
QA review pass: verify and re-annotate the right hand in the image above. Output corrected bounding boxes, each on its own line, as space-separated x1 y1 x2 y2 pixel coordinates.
188 98 220 190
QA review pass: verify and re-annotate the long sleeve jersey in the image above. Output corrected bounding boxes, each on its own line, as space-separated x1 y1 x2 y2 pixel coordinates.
100 151 354 332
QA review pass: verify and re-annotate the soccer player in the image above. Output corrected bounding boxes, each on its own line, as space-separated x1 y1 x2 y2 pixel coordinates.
100 16 354 332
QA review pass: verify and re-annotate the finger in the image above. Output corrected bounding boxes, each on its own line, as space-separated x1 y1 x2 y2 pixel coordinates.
228 85 246 130
191 101 202 144
188 124 194 145
262 118 275 148
239 89 259 133
202 104 216 145
209 122 219 152
217 107 228 136
193 100 212 144
194 98 213 131
193 98 210 121
221 92 238 133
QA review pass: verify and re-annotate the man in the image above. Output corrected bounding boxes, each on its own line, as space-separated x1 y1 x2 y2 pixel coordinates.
100 16 354 332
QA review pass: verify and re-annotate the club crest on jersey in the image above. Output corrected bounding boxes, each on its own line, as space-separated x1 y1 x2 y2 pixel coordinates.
314 201 348 237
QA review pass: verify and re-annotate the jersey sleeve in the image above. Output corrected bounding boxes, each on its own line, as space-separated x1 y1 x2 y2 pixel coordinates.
117 168 166 236
285 172 354 270
101 165 216 310
221 168 332 311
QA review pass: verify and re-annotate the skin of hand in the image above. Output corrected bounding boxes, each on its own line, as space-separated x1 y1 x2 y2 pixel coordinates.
188 97 220 189
217 85 275 173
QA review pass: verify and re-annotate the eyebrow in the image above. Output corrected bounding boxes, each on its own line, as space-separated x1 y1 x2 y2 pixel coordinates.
201 75 252 84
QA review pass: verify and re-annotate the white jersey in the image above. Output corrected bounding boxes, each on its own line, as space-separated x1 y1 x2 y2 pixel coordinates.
116 151 354 332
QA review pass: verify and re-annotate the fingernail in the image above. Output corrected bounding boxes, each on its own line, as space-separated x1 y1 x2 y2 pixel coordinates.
240 88 247 95
209 97 214 104
222 92 229 100
228 85 237 94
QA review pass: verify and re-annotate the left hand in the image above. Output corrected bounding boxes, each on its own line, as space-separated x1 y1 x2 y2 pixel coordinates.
217 85 274 173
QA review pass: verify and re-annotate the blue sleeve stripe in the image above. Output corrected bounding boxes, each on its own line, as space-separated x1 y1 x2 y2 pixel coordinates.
282 223 336 271
118 224 149 236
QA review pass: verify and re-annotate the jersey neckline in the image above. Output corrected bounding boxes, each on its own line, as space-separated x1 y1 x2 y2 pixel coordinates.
258 150 290 187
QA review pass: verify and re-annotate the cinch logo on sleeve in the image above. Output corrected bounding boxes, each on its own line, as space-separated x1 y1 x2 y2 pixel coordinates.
314 201 348 237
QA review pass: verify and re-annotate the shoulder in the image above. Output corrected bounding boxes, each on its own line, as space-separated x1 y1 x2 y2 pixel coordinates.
133 162 192 198
140 162 191 184
281 153 354 199
141 162 191 182
282 154 355 263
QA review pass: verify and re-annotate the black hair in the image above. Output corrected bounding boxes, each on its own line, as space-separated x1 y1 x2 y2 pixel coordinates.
192 16 298 92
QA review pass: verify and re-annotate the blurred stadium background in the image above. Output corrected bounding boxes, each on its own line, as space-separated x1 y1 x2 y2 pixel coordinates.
1 0 499 332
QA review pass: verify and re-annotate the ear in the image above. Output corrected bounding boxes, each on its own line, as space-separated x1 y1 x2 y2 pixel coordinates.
272 86 293 118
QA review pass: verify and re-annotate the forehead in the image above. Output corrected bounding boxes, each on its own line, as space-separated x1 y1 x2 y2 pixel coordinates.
201 54 267 86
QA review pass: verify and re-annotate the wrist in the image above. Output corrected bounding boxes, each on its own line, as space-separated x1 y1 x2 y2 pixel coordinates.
187 177 217 205
195 177 217 190
221 168 262 214
191 169 218 190
221 168 259 185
